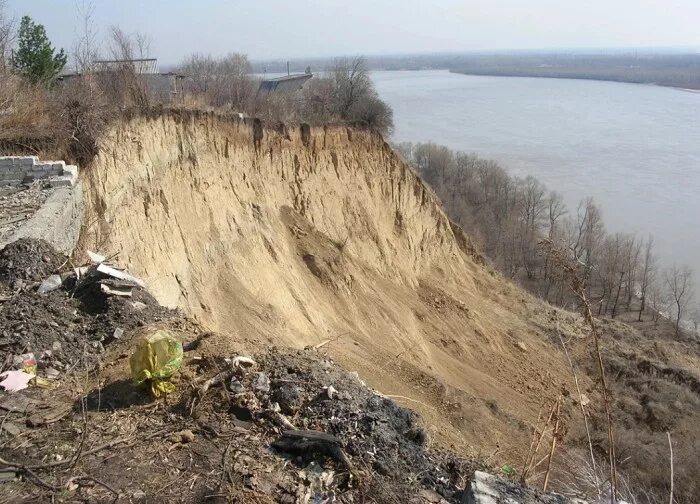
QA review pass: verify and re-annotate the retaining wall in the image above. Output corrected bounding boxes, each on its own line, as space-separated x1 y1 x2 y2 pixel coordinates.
0 156 78 187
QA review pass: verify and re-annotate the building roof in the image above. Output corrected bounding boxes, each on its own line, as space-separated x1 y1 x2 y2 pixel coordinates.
259 73 313 93
94 58 160 74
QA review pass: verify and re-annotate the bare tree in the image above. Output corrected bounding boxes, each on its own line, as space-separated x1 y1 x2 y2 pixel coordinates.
331 56 393 133
638 236 656 321
72 1 100 74
567 198 604 285
664 265 694 336
0 0 15 71
332 56 372 118
180 52 253 110
102 26 149 107
547 191 567 240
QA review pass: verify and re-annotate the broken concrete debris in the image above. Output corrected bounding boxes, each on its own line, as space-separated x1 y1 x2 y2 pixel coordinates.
463 471 589 504
0 239 178 380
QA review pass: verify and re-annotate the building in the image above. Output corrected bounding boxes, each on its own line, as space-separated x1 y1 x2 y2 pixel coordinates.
60 58 185 100
258 72 313 93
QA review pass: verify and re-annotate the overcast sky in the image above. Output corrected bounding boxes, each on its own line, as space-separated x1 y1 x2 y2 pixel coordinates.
5 0 700 65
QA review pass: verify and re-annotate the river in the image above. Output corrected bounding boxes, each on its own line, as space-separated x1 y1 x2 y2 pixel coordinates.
372 70 700 277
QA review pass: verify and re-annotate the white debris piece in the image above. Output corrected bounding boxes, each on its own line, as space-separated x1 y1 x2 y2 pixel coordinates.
87 250 106 264
0 370 35 393
96 263 145 288
37 274 62 294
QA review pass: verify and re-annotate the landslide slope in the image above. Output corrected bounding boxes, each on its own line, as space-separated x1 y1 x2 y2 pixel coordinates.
82 111 581 457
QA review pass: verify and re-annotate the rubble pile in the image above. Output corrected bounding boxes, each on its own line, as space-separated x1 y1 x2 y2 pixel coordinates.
0 239 178 375
182 347 480 503
0 239 483 502
0 237 65 286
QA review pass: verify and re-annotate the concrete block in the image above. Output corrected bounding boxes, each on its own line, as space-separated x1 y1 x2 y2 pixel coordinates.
32 163 50 172
17 156 38 166
0 172 21 181
63 165 79 177
49 175 76 187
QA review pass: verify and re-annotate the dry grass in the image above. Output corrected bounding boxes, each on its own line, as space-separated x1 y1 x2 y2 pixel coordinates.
0 72 51 140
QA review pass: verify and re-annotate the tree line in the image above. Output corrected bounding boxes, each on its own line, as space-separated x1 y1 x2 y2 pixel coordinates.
0 4 392 162
394 142 697 336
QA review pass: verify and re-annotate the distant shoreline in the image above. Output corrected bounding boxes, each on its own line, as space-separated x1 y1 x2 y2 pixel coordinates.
447 69 700 91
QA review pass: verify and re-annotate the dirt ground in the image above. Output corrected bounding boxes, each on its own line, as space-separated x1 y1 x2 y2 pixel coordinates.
0 238 489 503
0 326 485 503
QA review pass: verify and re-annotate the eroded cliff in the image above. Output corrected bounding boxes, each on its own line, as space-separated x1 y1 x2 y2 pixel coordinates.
82 111 581 456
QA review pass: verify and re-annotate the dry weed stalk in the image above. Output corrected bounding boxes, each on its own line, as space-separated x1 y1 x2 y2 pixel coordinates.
667 432 673 504
540 238 618 503
542 399 561 492
521 397 561 485
555 316 600 495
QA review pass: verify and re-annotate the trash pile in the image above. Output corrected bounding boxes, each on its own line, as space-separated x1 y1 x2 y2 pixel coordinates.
0 238 481 503
0 239 178 389
181 347 480 503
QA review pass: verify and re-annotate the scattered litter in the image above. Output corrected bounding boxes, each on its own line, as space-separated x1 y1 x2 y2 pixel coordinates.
100 282 134 297
87 250 106 264
229 377 244 394
0 370 35 392
113 327 124 340
96 263 145 288
299 461 335 504
231 356 256 369
130 329 183 397
326 385 337 399
44 367 61 380
13 353 36 374
37 274 62 294
252 372 270 393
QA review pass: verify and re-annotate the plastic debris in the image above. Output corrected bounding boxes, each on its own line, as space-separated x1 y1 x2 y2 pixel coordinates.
113 327 124 340
13 353 36 374
298 461 335 504
96 263 145 288
44 367 61 380
37 274 62 294
232 356 256 369
0 370 35 393
129 329 183 397
100 282 133 297
229 377 244 394
252 372 270 393
87 250 106 264
326 385 337 399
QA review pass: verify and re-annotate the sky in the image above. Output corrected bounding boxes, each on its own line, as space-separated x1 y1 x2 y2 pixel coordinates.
5 0 700 65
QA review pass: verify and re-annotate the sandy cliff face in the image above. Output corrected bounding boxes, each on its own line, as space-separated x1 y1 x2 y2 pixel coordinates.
82 112 578 455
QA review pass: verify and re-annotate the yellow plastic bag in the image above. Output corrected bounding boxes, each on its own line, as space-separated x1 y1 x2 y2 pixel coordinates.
129 329 183 397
